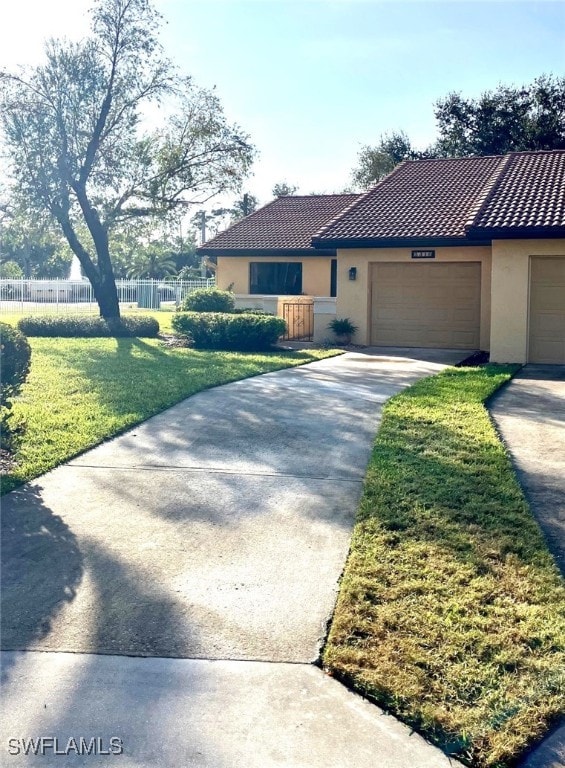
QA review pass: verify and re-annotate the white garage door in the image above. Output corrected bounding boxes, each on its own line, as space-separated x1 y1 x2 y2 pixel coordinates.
371 262 481 349
529 257 565 364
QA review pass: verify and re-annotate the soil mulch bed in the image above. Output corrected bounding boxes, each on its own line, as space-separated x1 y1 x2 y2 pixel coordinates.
158 333 192 348
0 447 16 475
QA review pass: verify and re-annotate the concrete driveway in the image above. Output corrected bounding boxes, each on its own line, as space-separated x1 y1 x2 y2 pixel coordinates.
489 364 565 768
490 365 565 574
1 350 465 767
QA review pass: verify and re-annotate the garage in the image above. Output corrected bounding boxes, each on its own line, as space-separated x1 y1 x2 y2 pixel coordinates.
370 262 481 349
529 257 565 364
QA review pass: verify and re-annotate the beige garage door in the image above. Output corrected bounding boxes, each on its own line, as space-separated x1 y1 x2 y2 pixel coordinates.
371 262 481 349
529 257 565 364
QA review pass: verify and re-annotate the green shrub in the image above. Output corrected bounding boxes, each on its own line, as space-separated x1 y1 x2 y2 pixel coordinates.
172 312 286 351
328 317 358 337
0 322 32 409
1 323 32 455
180 288 236 313
0 260 24 279
232 308 272 315
17 315 159 338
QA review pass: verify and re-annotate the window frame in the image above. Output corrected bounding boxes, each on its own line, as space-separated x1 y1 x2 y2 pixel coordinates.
249 261 303 295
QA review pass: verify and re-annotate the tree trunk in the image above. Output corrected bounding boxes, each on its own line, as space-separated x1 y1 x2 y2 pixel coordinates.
90 233 120 321
53 203 121 321
74 194 121 322
94 255 120 322
92 273 120 321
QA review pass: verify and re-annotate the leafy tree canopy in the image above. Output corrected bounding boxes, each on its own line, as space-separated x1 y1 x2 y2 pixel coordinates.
435 74 565 156
107 215 195 278
126 244 177 279
272 182 299 197
351 131 427 188
191 192 258 245
0 260 24 279
352 75 565 189
0 0 254 318
0 203 73 278
231 193 258 220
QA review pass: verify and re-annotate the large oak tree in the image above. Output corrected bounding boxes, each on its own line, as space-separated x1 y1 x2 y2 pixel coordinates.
352 75 565 189
0 0 254 320
435 75 565 157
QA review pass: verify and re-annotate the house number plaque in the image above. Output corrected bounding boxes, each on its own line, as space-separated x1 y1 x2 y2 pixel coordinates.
411 250 435 259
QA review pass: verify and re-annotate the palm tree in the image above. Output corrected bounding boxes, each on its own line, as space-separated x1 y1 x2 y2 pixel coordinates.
126 244 178 279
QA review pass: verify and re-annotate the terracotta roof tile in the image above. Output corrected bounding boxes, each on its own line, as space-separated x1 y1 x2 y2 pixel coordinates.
314 156 506 243
198 194 360 252
199 151 565 253
469 150 565 233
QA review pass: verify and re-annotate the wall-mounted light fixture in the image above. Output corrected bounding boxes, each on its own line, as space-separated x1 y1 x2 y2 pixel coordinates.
348 267 357 281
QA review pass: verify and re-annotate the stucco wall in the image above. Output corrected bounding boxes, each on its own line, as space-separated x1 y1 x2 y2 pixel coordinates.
313 298 337 343
490 239 565 363
336 246 492 348
216 256 333 297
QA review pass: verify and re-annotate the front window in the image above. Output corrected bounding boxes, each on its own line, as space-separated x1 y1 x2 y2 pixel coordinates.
249 262 302 295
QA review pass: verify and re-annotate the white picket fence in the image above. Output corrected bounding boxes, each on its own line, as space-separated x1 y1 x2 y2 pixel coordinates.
0 278 215 315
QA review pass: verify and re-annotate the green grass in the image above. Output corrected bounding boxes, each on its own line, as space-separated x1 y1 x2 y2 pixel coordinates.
0 306 177 333
1 336 338 494
323 366 565 768
123 305 176 332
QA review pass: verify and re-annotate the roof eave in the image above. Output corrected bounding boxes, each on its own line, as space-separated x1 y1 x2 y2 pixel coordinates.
466 225 565 241
311 235 489 249
196 246 338 258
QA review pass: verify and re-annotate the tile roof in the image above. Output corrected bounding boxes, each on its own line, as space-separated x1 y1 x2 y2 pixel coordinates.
198 151 565 255
198 194 361 253
314 150 565 245
468 150 565 235
313 155 506 244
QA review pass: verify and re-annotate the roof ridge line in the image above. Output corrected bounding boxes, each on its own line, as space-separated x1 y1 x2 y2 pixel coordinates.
283 193 360 199
312 161 410 242
503 148 565 158
402 153 504 162
199 197 286 248
201 193 363 248
464 153 513 233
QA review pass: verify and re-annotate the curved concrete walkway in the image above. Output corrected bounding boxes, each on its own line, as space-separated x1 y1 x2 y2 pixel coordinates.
1 350 464 767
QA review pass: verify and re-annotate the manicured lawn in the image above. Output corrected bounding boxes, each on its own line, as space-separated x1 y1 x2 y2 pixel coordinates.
323 366 565 768
1 337 338 494
124 305 176 332
0 306 177 333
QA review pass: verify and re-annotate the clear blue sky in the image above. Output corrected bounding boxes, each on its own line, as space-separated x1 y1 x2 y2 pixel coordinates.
1 0 564 206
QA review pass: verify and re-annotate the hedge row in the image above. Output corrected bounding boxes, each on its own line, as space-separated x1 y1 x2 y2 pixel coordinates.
17 315 160 338
0 322 31 408
171 312 286 351
231 308 271 316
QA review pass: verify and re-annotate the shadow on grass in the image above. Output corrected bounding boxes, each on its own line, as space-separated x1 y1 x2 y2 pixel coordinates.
488 367 565 574
63 352 428 490
34 336 327 423
360 370 555 569
325 366 565 767
0 339 338 495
